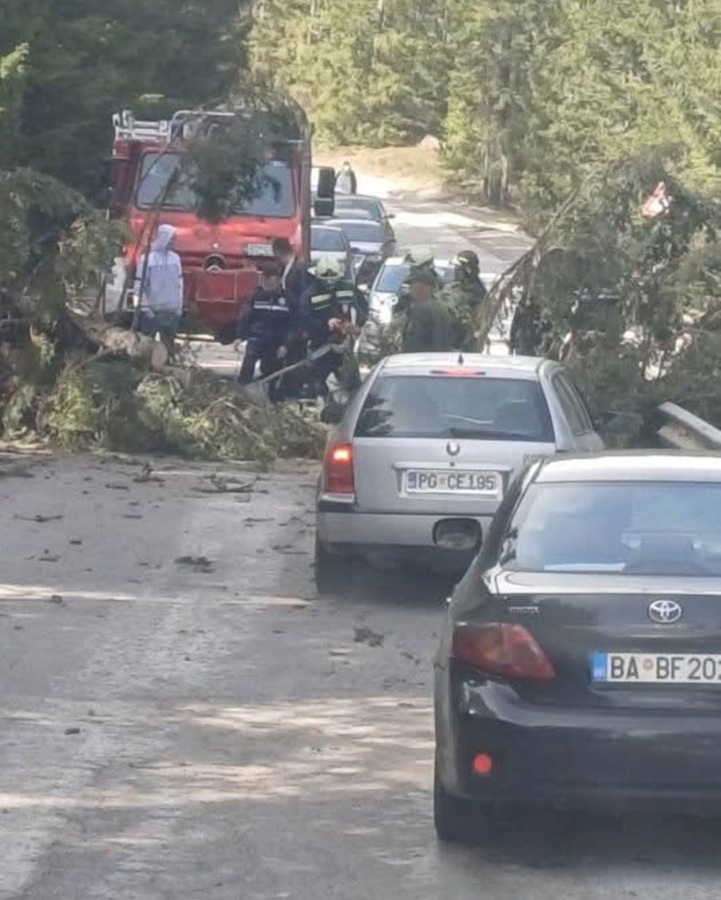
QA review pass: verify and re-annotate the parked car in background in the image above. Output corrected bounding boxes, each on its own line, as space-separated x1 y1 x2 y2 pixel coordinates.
315 353 604 590
334 194 392 224
434 451 721 843
333 194 396 243
310 225 354 280
325 218 395 286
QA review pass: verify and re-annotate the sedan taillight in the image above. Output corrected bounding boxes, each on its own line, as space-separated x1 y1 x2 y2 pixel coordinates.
452 623 555 681
324 442 355 495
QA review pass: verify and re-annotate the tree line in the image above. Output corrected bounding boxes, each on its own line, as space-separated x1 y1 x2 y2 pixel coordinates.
0 0 246 308
251 0 721 225
4 0 719 228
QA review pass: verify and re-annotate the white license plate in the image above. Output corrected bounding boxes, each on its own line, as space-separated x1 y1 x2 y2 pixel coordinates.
592 652 721 685
405 470 499 495
244 242 274 257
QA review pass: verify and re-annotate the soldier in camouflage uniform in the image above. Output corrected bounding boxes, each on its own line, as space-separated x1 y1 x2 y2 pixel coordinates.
399 246 441 298
388 246 443 352
440 250 487 351
400 269 455 353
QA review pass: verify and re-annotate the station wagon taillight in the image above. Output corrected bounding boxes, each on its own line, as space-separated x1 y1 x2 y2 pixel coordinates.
324 442 355 495
452 623 555 681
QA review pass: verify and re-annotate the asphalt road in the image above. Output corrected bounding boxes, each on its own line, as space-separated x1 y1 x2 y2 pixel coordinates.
2 453 720 900
2 207 718 900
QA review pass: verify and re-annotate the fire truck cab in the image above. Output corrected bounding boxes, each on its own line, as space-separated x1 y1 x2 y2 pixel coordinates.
102 106 335 343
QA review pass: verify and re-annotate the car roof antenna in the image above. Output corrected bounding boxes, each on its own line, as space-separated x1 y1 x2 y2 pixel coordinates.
458 352 465 365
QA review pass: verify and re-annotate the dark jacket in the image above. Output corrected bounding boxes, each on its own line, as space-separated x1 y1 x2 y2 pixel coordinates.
282 259 310 307
300 278 369 347
402 298 455 353
237 287 296 344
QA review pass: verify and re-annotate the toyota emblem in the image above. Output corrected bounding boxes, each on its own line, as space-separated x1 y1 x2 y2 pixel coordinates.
446 441 460 457
648 599 683 624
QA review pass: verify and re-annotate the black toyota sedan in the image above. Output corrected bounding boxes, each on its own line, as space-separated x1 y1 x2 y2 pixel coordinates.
434 452 721 843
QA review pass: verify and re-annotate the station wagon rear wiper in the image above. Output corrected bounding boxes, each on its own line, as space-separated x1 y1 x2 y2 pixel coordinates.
448 427 534 441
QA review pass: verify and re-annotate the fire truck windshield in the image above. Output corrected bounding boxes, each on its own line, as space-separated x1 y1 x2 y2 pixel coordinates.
135 153 296 218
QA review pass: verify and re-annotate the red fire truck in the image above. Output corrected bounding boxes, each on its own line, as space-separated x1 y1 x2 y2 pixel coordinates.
102 105 335 343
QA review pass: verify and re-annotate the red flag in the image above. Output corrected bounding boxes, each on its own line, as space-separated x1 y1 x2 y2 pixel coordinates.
642 182 671 218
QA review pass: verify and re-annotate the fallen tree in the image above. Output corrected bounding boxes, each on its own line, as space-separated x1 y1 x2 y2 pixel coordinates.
477 145 721 436
1 308 325 463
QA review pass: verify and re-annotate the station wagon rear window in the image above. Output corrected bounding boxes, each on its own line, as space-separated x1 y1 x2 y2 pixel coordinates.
355 375 554 442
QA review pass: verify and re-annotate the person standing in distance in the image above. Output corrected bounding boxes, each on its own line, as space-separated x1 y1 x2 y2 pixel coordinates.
335 161 357 195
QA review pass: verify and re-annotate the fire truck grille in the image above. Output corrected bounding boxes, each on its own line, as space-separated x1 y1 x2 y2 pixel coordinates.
204 254 226 271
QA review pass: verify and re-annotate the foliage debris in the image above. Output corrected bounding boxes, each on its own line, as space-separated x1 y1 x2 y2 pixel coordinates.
28 358 326 463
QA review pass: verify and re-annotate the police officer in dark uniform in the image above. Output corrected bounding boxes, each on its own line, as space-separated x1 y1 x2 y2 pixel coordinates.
271 237 310 398
300 256 369 400
236 273 295 399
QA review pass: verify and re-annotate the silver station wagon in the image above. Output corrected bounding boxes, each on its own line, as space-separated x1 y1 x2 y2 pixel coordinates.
315 353 604 590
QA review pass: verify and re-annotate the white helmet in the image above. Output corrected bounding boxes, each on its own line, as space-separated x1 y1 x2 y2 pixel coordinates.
314 255 343 281
404 245 435 268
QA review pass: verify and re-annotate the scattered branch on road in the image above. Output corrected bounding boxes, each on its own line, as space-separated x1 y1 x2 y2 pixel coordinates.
195 474 256 494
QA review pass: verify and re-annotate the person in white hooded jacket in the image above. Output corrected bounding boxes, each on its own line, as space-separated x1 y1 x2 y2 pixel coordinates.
134 224 184 355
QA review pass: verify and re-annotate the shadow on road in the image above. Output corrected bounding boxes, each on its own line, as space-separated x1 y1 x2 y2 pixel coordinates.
443 807 721 874
328 563 456 609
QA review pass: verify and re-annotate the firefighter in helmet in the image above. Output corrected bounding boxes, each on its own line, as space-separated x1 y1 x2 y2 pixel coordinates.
300 256 368 399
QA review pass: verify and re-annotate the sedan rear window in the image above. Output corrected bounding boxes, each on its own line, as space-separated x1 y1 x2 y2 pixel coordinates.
312 228 346 252
505 481 721 576
331 221 384 242
355 375 554 442
335 197 384 220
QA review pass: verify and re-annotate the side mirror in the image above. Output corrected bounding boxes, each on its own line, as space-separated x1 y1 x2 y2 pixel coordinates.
320 402 346 425
358 283 369 293
387 213 395 219
316 166 336 200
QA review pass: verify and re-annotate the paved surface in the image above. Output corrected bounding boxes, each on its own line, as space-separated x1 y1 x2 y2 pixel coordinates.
2 452 721 900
